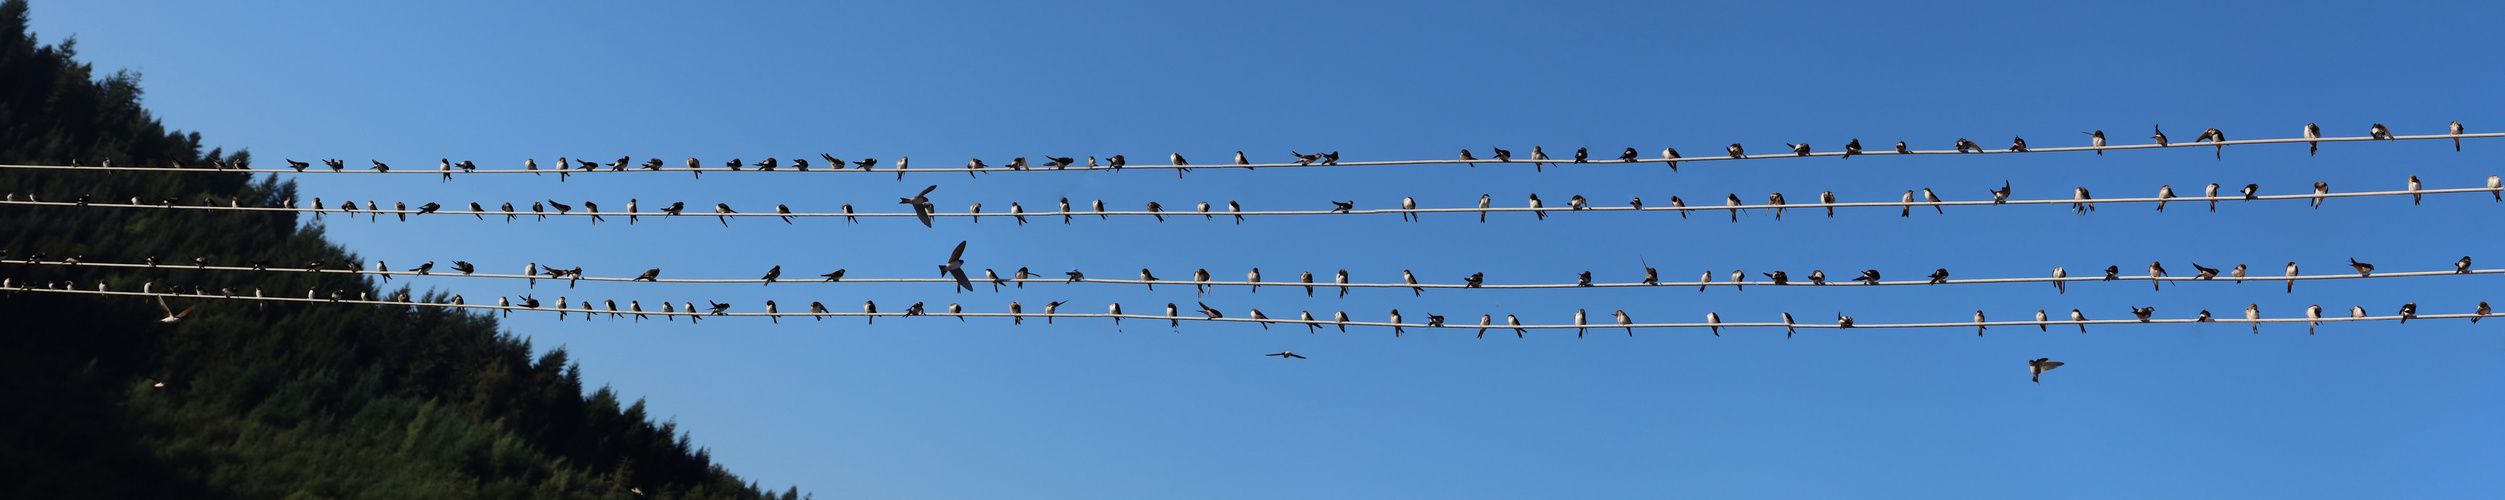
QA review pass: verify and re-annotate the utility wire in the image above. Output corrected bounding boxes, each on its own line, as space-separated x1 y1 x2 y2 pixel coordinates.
1 131 2496 175
8 286 2486 332
5 182 2499 221
6 258 2490 291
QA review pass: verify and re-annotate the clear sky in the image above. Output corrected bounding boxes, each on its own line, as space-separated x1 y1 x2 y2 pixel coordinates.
30 0 2505 497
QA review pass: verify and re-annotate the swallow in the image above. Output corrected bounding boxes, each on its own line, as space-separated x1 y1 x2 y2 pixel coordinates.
1894 141 1909 154
1726 143 1745 158
2452 120 2466 151
1577 271 1592 287
2478 302 2492 323
2199 183 2218 211
2151 125 2169 147
663 201 684 217
2304 123 2321 155
2370 123 2391 140
1970 310 1989 336
1619 147 1639 162
153 296 197 323
712 203 737 226
1843 139 1861 159
1508 314 1526 337
1574 147 1589 163
1569 195 1588 211
2243 304 2260 333
963 158 984 178
1038 156 1070 169
1699 270 1714 292
2036 309 2049 331
2029 358 2063 384
2072 187 2094 214
2352 305 2367 319
2310 181 2328 208
1066 270 1084 283
1330 200 1354 213
893 156 912 180
1401 197 1418 221
2348 258 2373 277
1837 313 1855 329
2194 127 2225 158
1193 269 1212 296
2410 175 2423 205
1669 196 1686 219
2083 130 2105 155
2400 302 2419 323
1058 198 1074 224
1478 194 1491 222
853 157 879 171
1229 201 1244 224
1107 303 1122 324
1768 192 1787 219
1900 190 1915 217
1476 314 1493 337
1301 271 1316 297
1246 268 1261 293
1661 147 1682 171
1528 194 1546 220
2010 136 2028 152
1574 309 1586 337
1808 270 1827 285
371 160 390 172
939 241 973 292
2285 262 2300 293
1954 138 1978 153
1531 146 1551 170
1197 201 1212 221
2193 263 2219 280
1921 188 1943 214
2147 261 2170 291
903 302 926 317
1763 270 1788 285
2132 306 2155 322
1146 202 1165 221
1853 269 1881 285
896 185 939 227
2156 185 2175 212
1291 151 1321 166
1141 269 1160 290
1404 270 1423 296
1234 151 1248 166
1787 142 1811 156
1458 149 1478 167
2232 264 2246 283
1990 181 2011 205
773 204 794 224
1725 193 1743 221
683 158 701 179
2070 309 2088 333
1928 268 1949 285
2458 256 2474 274
1265 351 1307 359
1383 309 1399 334
2306 305 2322 334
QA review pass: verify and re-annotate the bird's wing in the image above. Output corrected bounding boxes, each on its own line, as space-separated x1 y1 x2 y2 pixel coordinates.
1287 353 1306 359
155 296 175 316
918 185 939 197
2040 362 2063 371
952 268 972 291
950 241 968 261
915 204 934 228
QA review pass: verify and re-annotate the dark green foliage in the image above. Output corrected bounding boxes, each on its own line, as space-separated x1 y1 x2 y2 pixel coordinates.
0 2 791 498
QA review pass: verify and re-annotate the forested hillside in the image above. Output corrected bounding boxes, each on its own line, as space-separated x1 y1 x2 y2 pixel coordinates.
0 1 796 498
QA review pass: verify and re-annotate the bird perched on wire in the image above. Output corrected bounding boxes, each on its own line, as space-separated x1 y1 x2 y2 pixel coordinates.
2452 120 2466 151
1853 269 1881 285
2083 130 2105 154
2151 125 2169 147
2195 127 2226 158
2370 123 2392 140
1330 200 1354 214
1726 143 1745 158
713 203 736 227
2072 187 2095 214
2009 136 2028 152
2303 123 2322 155
1954 138 1979 153
1928 268 1949 285
2148 262 2170 291
2348 258 2374 277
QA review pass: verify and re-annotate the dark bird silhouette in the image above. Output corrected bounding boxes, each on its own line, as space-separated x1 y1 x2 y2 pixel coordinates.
1265 351 1308 359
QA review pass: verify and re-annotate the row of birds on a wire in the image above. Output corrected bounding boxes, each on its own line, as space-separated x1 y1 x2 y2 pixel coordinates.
12 173 2500 228
14 280 2488 341
32 121 2481 177
4 241 2476 296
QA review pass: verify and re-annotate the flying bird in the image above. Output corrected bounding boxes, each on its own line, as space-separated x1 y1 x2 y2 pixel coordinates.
940 241 974 292
2028 358 2063 384
1265 351 1307 359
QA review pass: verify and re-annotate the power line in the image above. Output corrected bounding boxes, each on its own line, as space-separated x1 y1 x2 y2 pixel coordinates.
7 285 2484 332
5 181 2498 222
2 130 2496 175
5 257 2488 291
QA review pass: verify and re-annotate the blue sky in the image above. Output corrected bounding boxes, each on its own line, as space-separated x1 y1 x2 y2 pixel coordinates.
32 0 2505 497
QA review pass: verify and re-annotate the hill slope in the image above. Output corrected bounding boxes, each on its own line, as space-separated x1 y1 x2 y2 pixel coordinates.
0 2 795 498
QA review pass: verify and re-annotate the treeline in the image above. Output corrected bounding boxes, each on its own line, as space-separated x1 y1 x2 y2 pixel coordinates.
0 1 799 498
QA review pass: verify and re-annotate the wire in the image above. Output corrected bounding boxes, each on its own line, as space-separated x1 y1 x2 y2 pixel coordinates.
2 131 2497 175
5 257 2490 291
5 181 2499 221
8 286 2483 332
